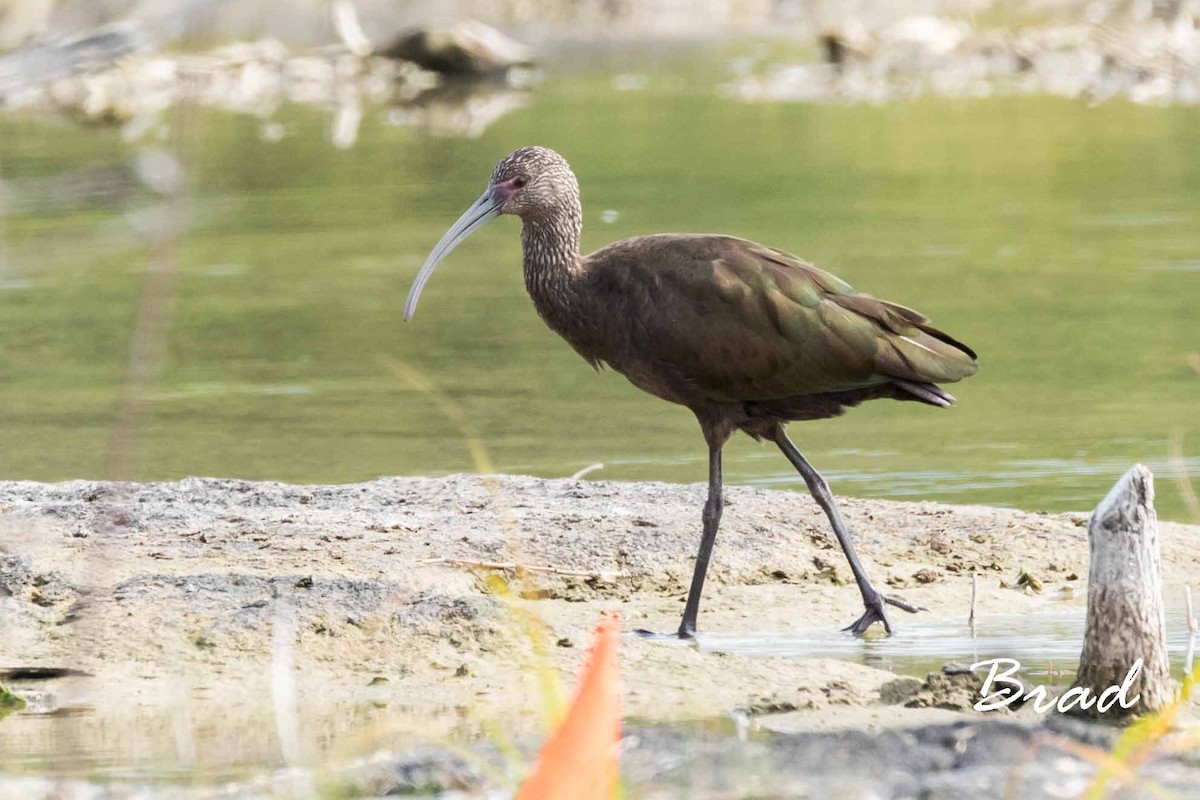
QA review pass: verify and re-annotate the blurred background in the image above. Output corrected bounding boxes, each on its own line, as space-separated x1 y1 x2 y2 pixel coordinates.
0 0 1197 519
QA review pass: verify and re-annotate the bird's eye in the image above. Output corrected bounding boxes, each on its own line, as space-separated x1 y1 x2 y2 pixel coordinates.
513 177 527 189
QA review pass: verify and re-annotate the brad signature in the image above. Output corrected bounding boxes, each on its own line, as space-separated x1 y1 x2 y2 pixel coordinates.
970 658 1144 714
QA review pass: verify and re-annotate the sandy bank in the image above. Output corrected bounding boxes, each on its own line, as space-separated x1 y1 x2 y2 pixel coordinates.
1 474 1198 785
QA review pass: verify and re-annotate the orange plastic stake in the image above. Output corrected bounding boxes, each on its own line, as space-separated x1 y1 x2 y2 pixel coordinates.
516 613 621 800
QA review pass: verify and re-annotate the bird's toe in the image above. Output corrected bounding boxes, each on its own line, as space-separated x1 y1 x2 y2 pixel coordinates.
632 627 696 642
844 592 893 636
844 591 926 636
884 594 925 615
843 607 890 636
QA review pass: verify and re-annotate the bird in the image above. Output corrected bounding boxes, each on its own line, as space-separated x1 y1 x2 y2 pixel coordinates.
405 146 978 638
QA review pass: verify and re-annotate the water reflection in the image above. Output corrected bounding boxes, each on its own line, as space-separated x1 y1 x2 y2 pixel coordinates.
2 35 532 145
386 80 531 139
0 686 491 783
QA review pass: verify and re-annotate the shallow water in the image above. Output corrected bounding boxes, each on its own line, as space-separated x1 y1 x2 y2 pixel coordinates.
2 604 1194 785
0 45 1197 519
700 605 1198 683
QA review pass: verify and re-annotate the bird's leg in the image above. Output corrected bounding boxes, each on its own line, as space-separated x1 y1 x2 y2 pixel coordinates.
634 443 723 640
677 444 724 638
773 430 921 636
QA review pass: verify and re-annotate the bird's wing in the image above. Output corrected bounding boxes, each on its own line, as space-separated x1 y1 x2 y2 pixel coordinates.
597 235 977 403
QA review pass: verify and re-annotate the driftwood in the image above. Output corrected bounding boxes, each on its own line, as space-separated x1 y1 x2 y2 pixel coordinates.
380 21 534 76
969 572 978 632
1068 465 1173 720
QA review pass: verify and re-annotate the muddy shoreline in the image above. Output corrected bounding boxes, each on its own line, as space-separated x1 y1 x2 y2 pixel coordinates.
2 474 1199 795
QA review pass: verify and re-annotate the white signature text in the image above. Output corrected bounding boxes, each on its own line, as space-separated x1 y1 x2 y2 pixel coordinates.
970 658 1143 714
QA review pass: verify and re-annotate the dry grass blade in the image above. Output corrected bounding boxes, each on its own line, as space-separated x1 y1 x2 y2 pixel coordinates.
332 0 373 57
1081 664 1199 799
969 572 978 630
1154 731 1200 757
1035 732 1177 800
420 557 626 580
569 463 604 481
382 358 497 475
380 357 567 726
271 607 301 759
1167 429 1200 525
1187 586 1197 638
1035 732 1140 785
1185 353 1200 377
483 573 567 726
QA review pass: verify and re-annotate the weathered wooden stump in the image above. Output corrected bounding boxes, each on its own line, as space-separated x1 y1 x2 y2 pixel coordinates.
1068 465 1174 720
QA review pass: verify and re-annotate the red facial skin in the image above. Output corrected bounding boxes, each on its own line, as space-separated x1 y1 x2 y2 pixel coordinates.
490 176 524 203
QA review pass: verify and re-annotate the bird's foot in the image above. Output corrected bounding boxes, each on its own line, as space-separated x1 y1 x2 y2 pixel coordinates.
632 624 696 641
842 590 925 636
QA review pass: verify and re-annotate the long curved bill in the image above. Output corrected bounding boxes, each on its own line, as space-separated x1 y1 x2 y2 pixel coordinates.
404 188 502 321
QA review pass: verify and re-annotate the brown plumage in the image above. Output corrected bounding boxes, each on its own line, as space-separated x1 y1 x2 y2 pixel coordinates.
406 146 978 637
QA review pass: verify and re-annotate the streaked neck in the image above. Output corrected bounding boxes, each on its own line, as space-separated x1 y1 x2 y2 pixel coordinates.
520 203 584 320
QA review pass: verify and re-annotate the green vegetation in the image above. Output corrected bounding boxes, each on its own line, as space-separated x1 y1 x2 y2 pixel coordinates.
0 682 24 717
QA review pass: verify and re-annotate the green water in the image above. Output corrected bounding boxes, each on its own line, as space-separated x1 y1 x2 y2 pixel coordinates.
0 49 1197 519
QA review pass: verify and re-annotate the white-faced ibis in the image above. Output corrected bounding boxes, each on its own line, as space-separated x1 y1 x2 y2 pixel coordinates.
405 146 977 637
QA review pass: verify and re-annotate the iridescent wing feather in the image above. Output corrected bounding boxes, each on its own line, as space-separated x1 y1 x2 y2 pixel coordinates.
588 234 977 404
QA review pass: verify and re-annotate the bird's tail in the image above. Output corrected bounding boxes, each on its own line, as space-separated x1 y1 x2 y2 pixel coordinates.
891 379 955 408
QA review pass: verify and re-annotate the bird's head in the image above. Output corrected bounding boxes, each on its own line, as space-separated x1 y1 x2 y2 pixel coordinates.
404 146 577 321
487 146 578 219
